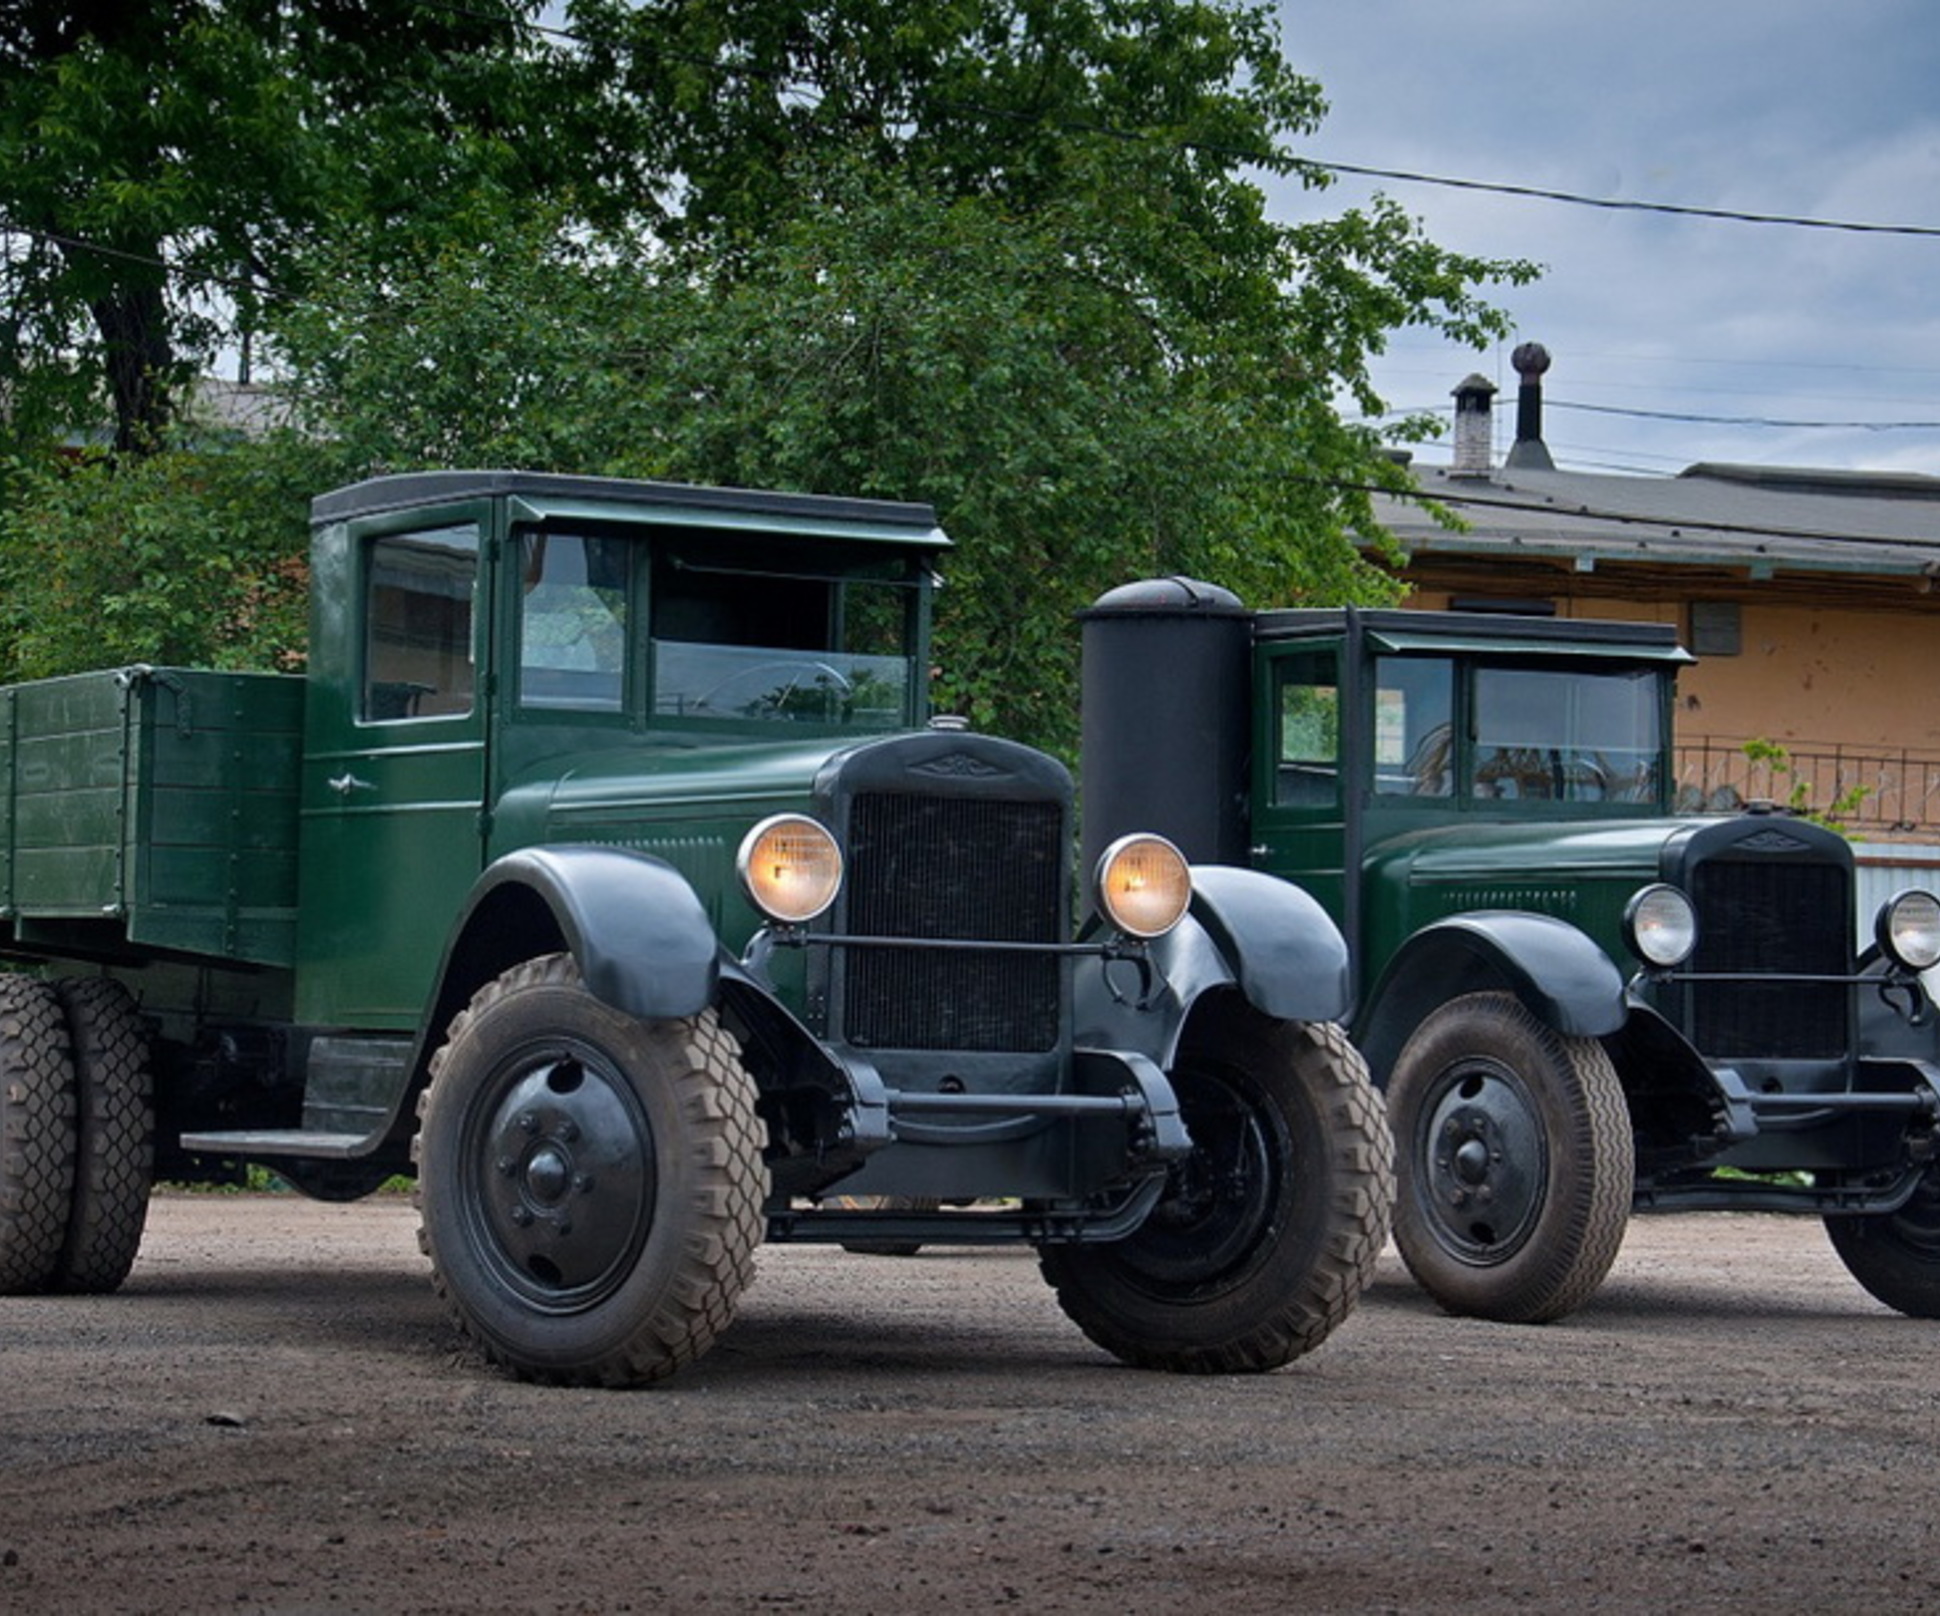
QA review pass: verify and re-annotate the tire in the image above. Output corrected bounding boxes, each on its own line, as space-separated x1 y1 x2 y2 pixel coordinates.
0 976 77 1293
1388 990 1632 1324
1040 1014 1394 1374
51 978 154 1293
1825 1167 1940 1317
414 954 766 1386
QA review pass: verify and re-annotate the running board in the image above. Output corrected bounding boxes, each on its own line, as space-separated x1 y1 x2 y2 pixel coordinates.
177 1129 375 1160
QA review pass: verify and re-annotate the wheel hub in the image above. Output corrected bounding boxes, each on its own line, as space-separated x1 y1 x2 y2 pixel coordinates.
1419 1066 1548 1262
1453 1136 1491 1186
474 1054 655 1302
523 1145 571 1204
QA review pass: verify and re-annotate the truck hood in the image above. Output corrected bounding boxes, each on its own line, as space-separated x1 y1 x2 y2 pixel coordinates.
1368 817 1683 887
1362 816 1686 958
492 734 866 854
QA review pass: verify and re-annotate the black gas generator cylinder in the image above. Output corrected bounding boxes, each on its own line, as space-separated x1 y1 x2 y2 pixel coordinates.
1079 576 1253 878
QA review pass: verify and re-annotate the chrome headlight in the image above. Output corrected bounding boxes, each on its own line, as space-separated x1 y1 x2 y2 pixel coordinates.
1094 834 1191 939
1623 883 1697 968
1877 889 1940 973
737 814 842 924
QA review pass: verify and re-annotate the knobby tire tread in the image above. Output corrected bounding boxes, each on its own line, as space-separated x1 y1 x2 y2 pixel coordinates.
415 954 764 1386
0 977 77 1293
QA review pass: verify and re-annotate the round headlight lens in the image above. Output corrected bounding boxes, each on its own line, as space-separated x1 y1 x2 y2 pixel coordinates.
1877 889 1940 972
737 814 842 924
1095 834 1191 939
1623 884 1697 968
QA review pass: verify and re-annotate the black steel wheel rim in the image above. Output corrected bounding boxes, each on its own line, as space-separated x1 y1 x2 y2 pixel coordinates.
455 1038 656 1313
1413 1057 1549 1266
1888 1169 1940 1254
1114 1070 1280 1293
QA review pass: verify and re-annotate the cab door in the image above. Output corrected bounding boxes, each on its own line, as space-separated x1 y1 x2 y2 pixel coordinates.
1249 640 1355 959
295 504 494 1029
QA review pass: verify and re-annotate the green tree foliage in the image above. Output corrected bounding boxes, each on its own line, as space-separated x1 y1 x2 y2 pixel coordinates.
1 0 1536 755
0 1 567 452
0 437 338 682
272 171 1524 751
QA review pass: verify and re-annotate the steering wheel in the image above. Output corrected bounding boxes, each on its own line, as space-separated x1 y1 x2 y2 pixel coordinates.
692 659 852 717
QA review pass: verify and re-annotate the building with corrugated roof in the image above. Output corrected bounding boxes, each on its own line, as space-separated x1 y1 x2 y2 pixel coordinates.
1369 347 1940 839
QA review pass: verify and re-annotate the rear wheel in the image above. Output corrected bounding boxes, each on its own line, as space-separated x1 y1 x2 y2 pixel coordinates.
51 978 154 1293
1825 1166 1940 1317
0 977 77 1293
1388 991 1632 1324
1040 1013 1393 1373
415 955 766 1386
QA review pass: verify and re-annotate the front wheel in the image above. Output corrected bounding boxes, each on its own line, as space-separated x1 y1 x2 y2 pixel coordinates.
415 955 767 1386
1040 1013 1394 1374
1825 1167 1940 1316
1388 991 1632 1324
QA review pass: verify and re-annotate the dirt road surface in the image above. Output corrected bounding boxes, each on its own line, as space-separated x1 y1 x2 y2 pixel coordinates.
1 1193 1935 1613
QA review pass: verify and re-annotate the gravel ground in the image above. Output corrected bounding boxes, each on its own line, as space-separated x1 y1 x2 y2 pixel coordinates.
1 1193 1936 1613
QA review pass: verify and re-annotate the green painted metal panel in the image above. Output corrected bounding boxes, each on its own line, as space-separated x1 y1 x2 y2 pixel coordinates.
506 492 950 549
1364 628 1695 663
0 666 304 967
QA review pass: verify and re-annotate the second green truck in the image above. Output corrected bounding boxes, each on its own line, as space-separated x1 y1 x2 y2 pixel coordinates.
1082 577 1940 1324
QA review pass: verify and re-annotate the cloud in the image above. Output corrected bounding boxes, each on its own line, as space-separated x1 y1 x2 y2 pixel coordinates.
1268 0 1940 474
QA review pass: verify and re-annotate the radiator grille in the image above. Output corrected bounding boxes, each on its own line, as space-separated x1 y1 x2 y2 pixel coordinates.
841 793 1064 1051
1690 858 1849 1059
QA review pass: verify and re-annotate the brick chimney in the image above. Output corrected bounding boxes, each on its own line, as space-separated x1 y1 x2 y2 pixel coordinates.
1505 342 1555 471
1450 373 1497 479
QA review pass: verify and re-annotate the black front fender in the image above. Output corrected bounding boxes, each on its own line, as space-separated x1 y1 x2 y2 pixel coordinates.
1075 863 1351 1069
442 845 721 1023
1356 912 1627 1085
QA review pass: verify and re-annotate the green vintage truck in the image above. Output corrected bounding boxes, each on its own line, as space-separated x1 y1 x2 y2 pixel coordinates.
0 472 1392 1385
1081 578 1940 1324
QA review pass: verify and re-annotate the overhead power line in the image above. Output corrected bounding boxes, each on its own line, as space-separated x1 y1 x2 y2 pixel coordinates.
1374 398 1940 432
1311 160 1940 240
7 3 1939 331
419 0 1940 241
1552 400 1940 431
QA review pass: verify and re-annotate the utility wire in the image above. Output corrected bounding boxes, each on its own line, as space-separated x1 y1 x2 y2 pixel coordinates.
1312 159 1940 240
1552 399 1940 431
1371 398 1940 432
418 0 1940 241
7 0 1939 299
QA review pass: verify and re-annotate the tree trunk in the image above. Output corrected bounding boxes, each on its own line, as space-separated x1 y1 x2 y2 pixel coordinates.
88 276 174 453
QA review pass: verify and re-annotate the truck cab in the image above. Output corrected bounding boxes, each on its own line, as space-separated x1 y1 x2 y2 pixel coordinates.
0 474 1392 1386
1082 579 1940 1324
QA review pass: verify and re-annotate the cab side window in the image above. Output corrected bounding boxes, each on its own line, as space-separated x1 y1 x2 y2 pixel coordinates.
363 523 478 721
518 532 632 712
1272 652 1341 807
1373 656 1454 797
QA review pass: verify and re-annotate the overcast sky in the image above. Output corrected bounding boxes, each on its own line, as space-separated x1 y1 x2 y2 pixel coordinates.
1263 1 1940 478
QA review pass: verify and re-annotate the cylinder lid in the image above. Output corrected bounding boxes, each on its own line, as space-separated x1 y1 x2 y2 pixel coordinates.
1081 575 1246 619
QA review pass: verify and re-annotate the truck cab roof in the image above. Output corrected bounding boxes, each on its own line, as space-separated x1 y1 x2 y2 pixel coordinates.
311 470 950 552
1255 605 1693 665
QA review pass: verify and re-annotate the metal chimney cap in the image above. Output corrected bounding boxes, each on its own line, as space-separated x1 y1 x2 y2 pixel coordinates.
1512 342 1552 380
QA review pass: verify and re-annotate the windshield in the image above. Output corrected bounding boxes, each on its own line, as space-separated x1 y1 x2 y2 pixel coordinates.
515 526 922 730
649 541 917 728
1470 664 1662 802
